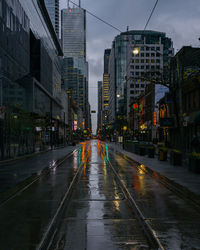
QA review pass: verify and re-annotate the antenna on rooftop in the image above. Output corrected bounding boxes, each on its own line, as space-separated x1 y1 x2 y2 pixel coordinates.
79 0 81 7
67 0 69 8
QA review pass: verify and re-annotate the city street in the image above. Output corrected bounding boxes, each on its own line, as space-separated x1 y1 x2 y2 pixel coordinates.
1 1 200 249
0 140 200 249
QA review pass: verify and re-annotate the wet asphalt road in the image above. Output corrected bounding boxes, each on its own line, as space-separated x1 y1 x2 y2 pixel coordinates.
50 140 149 250
0 147 83 249
0 140 200 249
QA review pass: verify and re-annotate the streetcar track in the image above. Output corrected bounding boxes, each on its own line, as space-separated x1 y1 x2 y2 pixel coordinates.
37 144 91 250
45 142 152 250
101 142 165 250
0 149 78 208
116 150 200 212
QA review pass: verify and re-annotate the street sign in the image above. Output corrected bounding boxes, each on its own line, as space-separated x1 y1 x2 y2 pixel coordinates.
0 106 5 119
91 110 96 113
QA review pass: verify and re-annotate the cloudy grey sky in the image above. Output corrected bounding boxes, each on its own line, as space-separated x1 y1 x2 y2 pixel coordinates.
60 0 200 133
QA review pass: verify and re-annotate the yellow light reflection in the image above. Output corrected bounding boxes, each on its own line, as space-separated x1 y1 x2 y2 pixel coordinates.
113 190 120 211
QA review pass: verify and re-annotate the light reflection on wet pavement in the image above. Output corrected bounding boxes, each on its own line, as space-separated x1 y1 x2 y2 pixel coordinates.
0 140 200 249
108 147 200 250
0 149 82 250
50 140 149 250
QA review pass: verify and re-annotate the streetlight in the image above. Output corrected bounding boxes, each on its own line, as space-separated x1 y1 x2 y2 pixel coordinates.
132 47 140 55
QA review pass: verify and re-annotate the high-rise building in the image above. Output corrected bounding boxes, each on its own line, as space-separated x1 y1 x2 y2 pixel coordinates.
44 0 59 37
97 81 103 132
61 7 86 58
102 49 111 126
61 3 89 130
108 30 173 131
0 0 64 159
108 45 115 125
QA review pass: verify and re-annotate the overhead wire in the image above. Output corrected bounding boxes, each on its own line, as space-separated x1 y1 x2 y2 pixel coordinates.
68 0 122 33
143 0 159 31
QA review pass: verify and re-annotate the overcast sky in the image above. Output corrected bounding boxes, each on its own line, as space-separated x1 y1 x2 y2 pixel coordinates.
60 0 200 133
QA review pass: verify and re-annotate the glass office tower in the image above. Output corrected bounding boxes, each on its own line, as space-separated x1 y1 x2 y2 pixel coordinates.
61 7 86 58
61 5 89 128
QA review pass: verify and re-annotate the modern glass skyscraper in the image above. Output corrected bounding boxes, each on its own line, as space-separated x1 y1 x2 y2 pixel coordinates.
61 4 90 129
44 0 59 37
61 7 86 58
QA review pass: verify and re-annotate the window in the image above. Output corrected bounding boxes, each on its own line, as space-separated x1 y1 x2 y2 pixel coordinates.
151 59 155 63
141 84 145 88
136 65 140 69
146 47 150 51
136 84 139 88
141 53 144 57
141 47 144 51
146 53 149 57
135 59 139 63
132 59 134 63
141 65 144 69
151 53 155 57
146 59 149 63
130 65 134 69
156 65 160 69
156 47 160 51
156 53 161 57
151 47 155 50
130 84 134 88
141 59 144 63
130 90 135 94
151 65 155 69
146 65 149 69
136 72 139 76
156 59 160 63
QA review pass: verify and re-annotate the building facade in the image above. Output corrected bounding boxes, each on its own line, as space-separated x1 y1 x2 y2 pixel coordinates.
61 7 86 58
102 49 111 126
0 0 64 159
61 5 89 131
169 46 200 152
44 0 59 37
107 30 173 135
126 30 173 118
97 81 103 132
108 45 115 125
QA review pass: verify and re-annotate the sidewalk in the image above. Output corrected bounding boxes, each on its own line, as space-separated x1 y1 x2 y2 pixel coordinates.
0 145 79 193
107 142 200 198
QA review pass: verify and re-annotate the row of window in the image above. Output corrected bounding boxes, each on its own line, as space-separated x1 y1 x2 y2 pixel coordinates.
130 71 160 76
130 84 145 89
130 65 160 70
131 59 161 64
133 52 161 57
132 45 161 51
